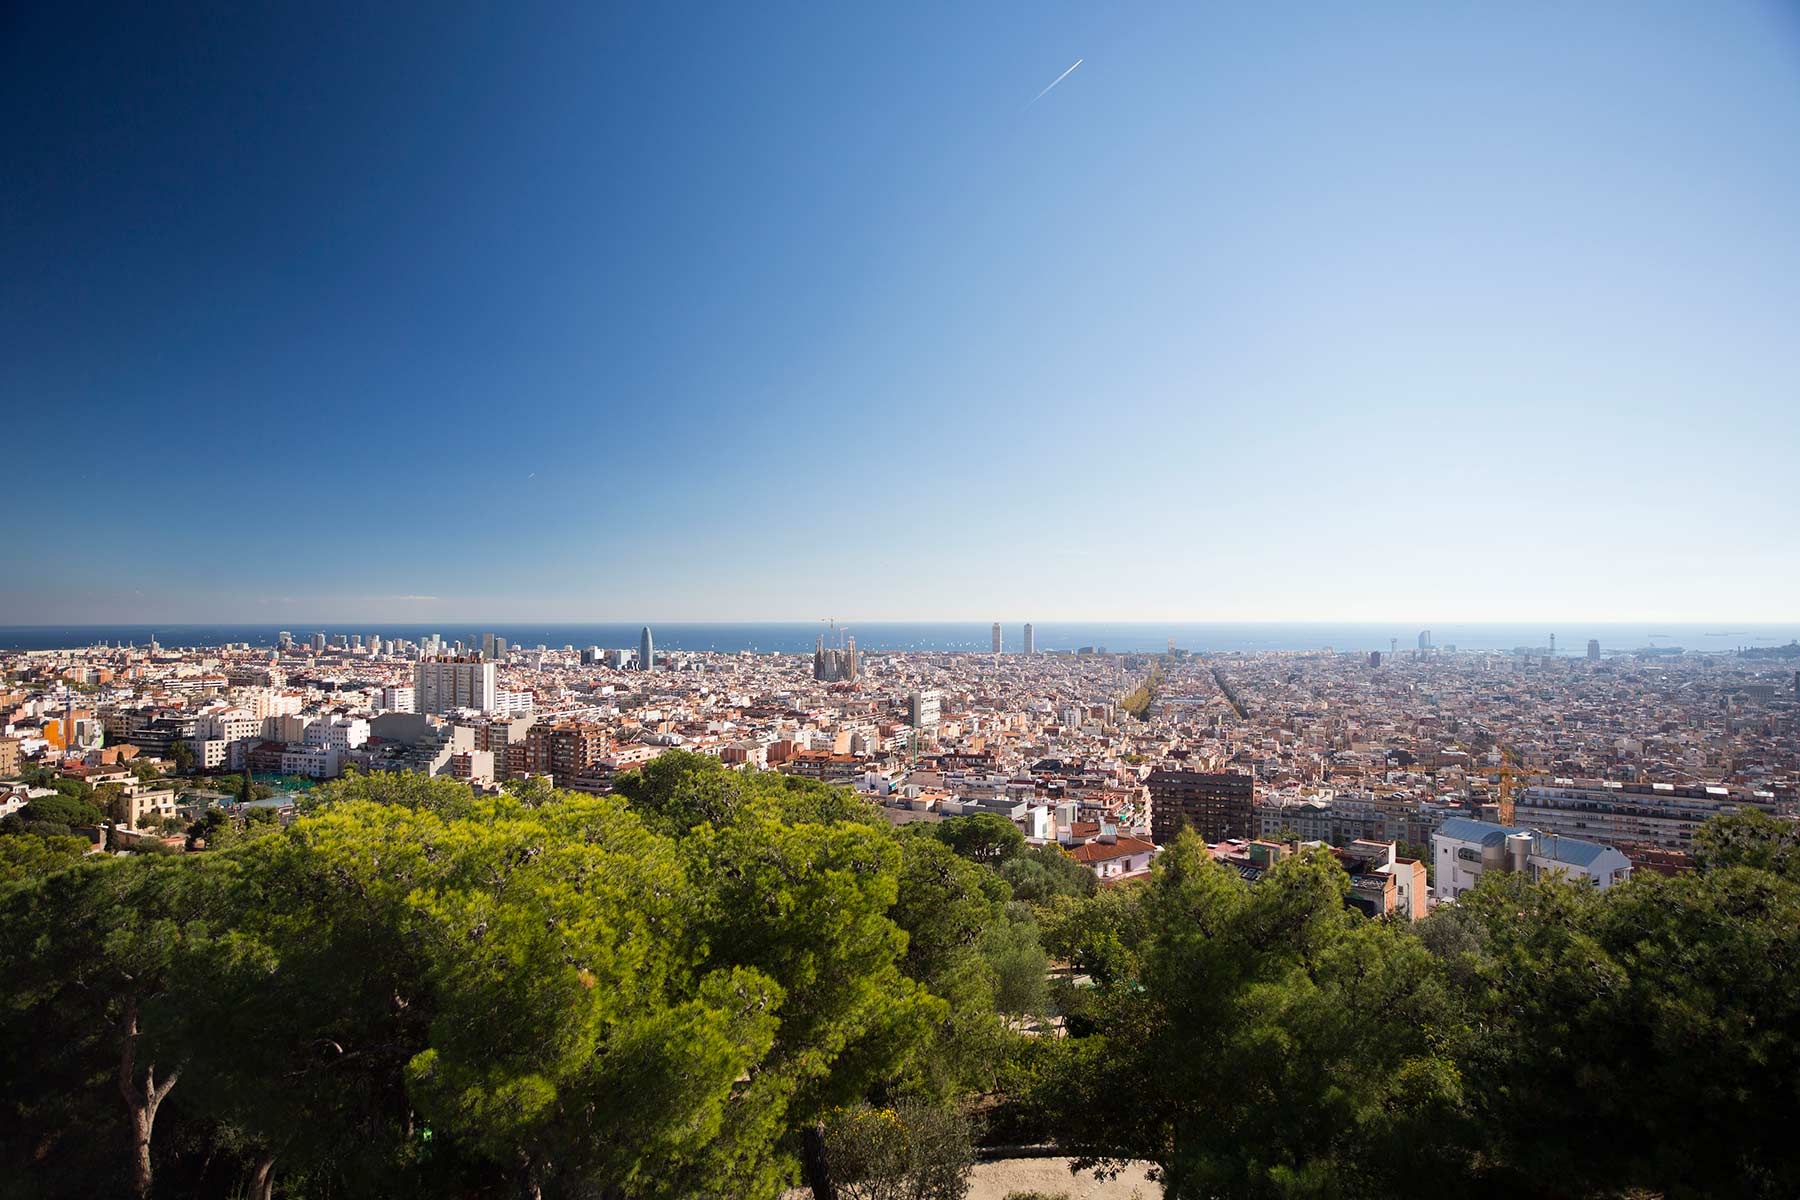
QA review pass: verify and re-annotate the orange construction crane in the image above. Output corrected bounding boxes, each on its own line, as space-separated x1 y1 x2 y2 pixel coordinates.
1491 745 1527 825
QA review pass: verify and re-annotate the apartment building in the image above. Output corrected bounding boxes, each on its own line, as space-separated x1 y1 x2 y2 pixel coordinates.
1148 769 1255 844
524 720 611 784
415 658 497 715
1516 780 1784 852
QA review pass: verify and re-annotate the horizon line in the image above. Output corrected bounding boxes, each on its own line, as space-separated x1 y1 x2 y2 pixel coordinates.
4 618 1797 629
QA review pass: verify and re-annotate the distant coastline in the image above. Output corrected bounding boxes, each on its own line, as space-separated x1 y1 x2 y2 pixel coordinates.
3 622 1796 656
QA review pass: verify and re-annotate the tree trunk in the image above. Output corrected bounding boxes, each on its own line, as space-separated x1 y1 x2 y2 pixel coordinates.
518 1152 543 1200
128 1104 154 1200
249 1154 277 1200
801 1121 836 1200
117 997 180 1200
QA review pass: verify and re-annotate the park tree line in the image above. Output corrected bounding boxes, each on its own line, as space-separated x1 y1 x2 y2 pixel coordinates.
3 752 1799 1198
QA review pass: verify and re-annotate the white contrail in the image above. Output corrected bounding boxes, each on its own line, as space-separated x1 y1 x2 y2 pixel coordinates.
1032 58 1083 103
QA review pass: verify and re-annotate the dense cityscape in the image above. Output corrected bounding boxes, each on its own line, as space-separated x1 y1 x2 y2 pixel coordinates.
6 621 1800 1197
7 624 1798 889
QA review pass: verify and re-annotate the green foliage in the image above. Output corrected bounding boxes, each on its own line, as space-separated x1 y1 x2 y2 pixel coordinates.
1037 885 1148 986
818 1099 975 1200
49 776 93 802
296 768 474 816
1118 665 1164 720
998 843 1097 904
1691 808 1800 879
18 793 103 827
0 853 267 1197
0 763 938 1200
8 764 1797 1200
1439 850 1800 1199
185 807 279 852
94 782 129 824
982 907 1050 1018
0 832 89 884
196 773 274 803
933 812 1025 864
1038 834 1466 1198
614 750 881 837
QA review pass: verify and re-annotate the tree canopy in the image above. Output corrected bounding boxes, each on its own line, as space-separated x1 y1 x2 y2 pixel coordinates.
5 753 1800 1200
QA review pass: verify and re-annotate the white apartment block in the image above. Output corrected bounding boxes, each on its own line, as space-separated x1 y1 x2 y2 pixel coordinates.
304 715 369 755
492 689 533 715
377 685 416 713
415 659 496 715
281 744 334 779
1516 780 1783 852
1432 817 1631 902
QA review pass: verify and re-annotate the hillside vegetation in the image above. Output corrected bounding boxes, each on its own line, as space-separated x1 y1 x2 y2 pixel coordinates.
3 755 1798 1199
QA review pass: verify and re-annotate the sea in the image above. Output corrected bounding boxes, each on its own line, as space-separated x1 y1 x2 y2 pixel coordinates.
1 622 1796 657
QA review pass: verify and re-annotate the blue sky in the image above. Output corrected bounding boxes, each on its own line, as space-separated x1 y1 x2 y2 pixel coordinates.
4 2 1798 623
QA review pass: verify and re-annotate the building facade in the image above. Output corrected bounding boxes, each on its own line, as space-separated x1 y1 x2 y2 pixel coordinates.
1148 769 1256 844
1432 816 1631 901
414 658 497 714
1516 780 1783 852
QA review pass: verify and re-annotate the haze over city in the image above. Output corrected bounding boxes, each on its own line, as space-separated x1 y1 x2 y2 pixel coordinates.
5 1 1798 624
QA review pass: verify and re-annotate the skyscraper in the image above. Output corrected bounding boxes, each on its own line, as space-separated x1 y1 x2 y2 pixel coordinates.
481 632 496 659
1417 630 1432 650
992 622 1003 654
1588 639 1601 661
639 626 654 671
1022 623 1034 655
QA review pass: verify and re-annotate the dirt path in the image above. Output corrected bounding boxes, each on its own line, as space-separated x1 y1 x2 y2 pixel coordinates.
964 1157 1158 1200
783 1156 1159 1200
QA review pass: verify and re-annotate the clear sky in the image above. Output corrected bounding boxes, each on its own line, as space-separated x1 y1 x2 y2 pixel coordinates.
4 2 1798 624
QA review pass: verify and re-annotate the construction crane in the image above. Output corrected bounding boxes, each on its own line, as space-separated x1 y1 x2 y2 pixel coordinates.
1488 744 1528 826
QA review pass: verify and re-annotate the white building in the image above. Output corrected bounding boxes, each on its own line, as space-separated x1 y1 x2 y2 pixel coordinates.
907 689 941 730
415 658 497 715
492 689 533 715
1431 817 1630 902
1516 780 1782 852
1069 833 1157 881
281 744 334 779
377 685 416 713
304 715 369 756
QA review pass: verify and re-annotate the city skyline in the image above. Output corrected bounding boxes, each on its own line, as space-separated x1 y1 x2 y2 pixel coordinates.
5 3 1798 624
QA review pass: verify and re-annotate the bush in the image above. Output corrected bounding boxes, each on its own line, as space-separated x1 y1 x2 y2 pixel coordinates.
821 1099 976 1200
